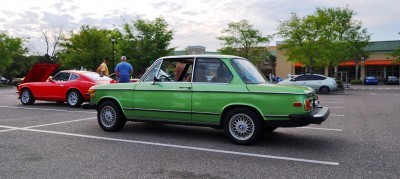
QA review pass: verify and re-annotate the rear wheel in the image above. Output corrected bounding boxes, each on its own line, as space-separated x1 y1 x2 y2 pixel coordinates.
20 88 35 105
319 86 330 94
223 107 263 145
98 101 126 132
67 90 83 108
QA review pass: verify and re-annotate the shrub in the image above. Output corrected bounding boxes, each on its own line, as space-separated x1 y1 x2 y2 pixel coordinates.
336 80 343 89
350 80 363 84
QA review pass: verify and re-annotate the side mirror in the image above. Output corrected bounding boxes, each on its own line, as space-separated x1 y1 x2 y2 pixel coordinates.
152 76 160 85
290 78 296 81
48 77 54 82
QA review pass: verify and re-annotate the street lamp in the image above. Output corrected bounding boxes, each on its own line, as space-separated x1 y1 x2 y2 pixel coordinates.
111 37 116 72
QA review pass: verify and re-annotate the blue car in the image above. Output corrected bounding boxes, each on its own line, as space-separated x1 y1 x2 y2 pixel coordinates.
364 76 378 85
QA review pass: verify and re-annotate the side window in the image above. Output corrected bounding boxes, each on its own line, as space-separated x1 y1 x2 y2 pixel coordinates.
70 74 79 81
52 72 71 81
310 75 326 80
294 75 308 81
194 59 232 83
143 60 162 82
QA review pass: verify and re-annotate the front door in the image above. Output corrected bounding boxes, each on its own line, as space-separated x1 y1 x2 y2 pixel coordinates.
132 58 194 122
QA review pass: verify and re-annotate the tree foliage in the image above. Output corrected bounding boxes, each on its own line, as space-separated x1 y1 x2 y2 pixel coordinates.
58 25 115 71
389 32 400 63
119 17 175 75
0 31 27 75
276 7 370 73
217 20 271 66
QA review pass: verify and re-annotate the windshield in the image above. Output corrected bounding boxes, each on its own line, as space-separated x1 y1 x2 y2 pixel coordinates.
231 58 268 84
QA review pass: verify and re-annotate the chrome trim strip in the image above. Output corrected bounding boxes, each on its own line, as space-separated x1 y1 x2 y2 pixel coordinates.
265 115 290 118
124 108 219 116
125 108 191 114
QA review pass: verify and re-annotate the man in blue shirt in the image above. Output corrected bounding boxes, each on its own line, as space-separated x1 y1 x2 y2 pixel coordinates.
114 56 133 83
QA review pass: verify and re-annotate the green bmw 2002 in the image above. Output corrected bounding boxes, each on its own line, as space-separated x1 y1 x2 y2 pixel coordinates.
85 55 329 145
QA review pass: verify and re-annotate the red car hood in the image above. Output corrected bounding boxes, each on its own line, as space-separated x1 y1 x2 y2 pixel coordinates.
22 63 61 83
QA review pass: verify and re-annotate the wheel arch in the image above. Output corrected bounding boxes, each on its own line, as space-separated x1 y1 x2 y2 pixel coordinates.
96 97 127 119
220 104 265 127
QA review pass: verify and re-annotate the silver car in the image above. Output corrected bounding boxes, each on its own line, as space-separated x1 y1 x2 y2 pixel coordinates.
278 74 338 94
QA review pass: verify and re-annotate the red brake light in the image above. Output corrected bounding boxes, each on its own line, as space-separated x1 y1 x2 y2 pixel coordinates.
293 102 303 107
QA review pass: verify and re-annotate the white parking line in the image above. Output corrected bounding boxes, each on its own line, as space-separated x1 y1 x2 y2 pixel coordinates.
322 102 344 104
0 106 96 114
297 127 343 131
0 124 339 166
326 107 344 109
330 114 345 117
0 117 96 133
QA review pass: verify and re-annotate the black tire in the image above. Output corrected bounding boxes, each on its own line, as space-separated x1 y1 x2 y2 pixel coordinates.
319 86 330 94
223 107 263 145
264 126 278 133
66 90 83 108
97 101 126 132
20 88 35 105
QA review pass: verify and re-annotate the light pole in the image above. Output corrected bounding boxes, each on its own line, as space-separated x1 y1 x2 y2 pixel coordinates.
111 37 116 72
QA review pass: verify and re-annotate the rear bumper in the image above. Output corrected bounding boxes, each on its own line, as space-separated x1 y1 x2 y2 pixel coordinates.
266 107 330 127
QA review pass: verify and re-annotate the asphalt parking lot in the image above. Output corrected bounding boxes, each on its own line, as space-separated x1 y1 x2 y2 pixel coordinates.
1 85 399 178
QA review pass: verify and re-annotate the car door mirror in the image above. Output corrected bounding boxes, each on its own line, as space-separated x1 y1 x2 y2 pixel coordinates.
48 77 54 82
152 76 160 85
290 78 296 81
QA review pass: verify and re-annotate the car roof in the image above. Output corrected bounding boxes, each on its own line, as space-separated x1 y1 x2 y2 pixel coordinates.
160 54 245 59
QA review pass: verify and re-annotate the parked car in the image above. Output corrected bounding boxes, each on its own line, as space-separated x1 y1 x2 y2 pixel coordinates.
1 77 9 84
384 76 399 85
84 55 330 145
363 76 378 85
278 73 338 94
17 62 113 107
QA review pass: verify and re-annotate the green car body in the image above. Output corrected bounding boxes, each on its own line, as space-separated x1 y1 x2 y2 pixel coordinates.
86 55 329 145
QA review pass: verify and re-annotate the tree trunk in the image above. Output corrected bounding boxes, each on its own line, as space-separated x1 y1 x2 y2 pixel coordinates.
334 66 338 79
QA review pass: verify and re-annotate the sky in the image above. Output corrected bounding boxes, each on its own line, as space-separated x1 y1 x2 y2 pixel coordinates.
1 0 399 54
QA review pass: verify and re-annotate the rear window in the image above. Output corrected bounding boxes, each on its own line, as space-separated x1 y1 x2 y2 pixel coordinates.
83 72 112 81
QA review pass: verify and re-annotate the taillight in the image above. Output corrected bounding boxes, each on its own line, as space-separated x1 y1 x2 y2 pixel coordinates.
304 99 312 111
293 102 302 107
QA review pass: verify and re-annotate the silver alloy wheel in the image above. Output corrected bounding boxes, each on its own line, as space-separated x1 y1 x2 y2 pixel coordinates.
100 106 116 128
21 90 30 104
68 92 78 105
228 113 255 141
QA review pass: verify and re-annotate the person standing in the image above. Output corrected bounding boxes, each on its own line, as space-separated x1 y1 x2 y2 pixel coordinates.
114 56 133 83
97 57 109 76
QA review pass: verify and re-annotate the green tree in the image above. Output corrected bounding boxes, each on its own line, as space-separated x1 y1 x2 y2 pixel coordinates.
317 7 370 78
3 55 38 82
217 20 271 67
0 31 27 75
276 7 370 75
119 17 175 75
389 32 400 63
58 25 115 71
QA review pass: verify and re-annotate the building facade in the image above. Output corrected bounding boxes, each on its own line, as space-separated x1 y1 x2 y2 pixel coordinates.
275 41 400 82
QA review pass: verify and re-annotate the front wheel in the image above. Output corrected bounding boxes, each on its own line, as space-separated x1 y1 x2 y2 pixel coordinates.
223 107 263 145
97 101 126 132
20 88 35 105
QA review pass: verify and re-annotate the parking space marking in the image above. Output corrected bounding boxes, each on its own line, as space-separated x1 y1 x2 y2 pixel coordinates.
297 127 343 131
322 102 344 104
0 106 96 114
326 107 344 109
0 125 339 166
0 117 96 133
330 114 345 117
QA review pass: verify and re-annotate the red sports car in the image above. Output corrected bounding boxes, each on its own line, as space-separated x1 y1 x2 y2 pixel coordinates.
17 63 113 107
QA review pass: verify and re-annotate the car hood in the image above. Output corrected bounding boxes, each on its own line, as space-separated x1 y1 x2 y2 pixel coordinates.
247 83 314 95
22 63 60 83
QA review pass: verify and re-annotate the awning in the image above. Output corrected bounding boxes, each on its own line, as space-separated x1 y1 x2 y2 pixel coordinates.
364 60 399 66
